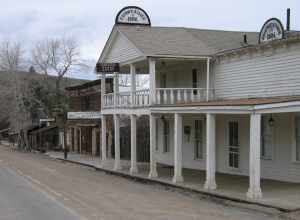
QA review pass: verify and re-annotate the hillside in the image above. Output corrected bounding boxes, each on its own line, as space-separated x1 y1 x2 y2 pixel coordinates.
0 71 89 130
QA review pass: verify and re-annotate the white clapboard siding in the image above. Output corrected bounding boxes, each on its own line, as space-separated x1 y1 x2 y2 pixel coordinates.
104 32 142 64
214 43 300 99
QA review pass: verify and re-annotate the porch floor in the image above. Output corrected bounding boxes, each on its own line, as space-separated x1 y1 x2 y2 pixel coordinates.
47 152 300 211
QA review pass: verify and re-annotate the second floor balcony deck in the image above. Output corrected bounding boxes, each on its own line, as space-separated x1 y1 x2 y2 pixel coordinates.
103 88 215 109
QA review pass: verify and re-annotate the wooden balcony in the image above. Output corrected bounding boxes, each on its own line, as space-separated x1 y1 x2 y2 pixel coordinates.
103 88 215 109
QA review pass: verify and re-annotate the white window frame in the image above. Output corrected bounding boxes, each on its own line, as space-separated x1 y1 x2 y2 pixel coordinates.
261 116 274 160
194 119 204 160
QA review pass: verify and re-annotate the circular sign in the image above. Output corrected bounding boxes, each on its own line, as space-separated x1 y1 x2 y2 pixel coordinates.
259 18 284 44
115 6 151 26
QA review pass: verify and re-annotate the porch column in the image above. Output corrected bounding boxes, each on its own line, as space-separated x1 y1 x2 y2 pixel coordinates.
173 113 184 183
101 73 106 108
148 114 158 178
149 58 156 104
206 58 210 101
247 113 262 199
114 73 119 107
114 114 121 171
130 114 138 174
101 115 107 162
204 113 217 190
92 128 97 156
130 64 136 107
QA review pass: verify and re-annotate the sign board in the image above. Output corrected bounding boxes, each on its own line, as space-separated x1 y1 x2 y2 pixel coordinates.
115 6 151 26
259 18 284 44
67 112 102 120
39 118 55 122
96 63 120 73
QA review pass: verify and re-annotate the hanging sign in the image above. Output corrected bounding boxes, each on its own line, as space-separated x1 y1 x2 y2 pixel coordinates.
115 6 151 26
259 18 284 44
67 112 102 120
96 63 120 73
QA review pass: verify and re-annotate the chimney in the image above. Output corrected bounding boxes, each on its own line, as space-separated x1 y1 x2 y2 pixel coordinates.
243 34 248 44
287 8 291 31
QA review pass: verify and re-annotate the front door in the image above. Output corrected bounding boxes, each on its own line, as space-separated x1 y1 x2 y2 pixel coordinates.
228 121 239 169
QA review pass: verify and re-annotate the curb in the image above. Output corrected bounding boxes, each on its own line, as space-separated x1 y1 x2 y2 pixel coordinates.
55 157 293 213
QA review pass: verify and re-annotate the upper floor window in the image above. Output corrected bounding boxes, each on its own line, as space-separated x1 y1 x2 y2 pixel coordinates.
192 69 198 95
261 116 274 160
160 73 167 88
82 96 90 110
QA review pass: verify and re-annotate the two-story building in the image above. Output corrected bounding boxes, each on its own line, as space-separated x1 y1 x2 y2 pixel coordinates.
65 79 113 156
96 6 300 200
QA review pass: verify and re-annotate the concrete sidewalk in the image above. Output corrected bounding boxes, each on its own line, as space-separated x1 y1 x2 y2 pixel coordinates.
47 151 300 212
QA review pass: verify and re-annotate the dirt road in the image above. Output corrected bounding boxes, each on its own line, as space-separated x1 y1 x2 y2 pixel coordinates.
0 145 281 220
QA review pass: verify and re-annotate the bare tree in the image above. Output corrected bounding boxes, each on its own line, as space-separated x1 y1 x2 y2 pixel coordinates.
0 40 30 149
31 37 88 94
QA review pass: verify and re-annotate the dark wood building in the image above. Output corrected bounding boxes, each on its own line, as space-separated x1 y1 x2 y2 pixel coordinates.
65 78 113 156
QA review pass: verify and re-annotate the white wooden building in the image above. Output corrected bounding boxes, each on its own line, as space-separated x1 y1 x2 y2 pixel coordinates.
97 7 300 199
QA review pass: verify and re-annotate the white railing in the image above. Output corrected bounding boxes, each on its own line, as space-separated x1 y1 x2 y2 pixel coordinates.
133 89 150 107
103 88 215 108
155 88 215 105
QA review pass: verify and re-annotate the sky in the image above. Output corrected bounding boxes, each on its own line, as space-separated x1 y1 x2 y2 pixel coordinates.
1 0 299 79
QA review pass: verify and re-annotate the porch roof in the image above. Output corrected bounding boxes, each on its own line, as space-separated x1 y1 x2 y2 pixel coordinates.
116 25 259 57
160 96 300 107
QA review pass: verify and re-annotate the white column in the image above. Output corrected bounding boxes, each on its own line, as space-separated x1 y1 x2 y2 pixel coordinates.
149 58 156 105
101 73 106 108
130 114 138 174
101 116 107 162
206 58 210 101
148 114 158 178
247 113 262 199
204 113 217 190
113 73 119 107
114 114 121 171
173 113 184 183
130 64 136 107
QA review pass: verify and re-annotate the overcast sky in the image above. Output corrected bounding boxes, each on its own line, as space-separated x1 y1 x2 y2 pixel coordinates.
1 0 299 79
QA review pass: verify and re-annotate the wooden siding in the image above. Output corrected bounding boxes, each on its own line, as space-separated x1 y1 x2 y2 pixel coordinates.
104 32 142 64
214 42 300 99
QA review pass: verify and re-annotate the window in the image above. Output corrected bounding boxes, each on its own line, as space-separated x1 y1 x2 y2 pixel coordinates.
261 116 274 160
295 116 300 161
161 74 167 88
192 69 198 95
229 121 239 147
163 119 170 153
194 120 204 159
228 121 239 169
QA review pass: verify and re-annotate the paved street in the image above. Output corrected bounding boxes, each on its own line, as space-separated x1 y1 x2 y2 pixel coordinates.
0 145 286 220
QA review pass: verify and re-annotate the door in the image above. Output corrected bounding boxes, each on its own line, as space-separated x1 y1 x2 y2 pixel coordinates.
228 121 239 169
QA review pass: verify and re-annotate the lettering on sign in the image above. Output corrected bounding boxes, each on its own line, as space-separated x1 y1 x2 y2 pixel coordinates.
96 63 120 73
115 6 151 26
67 112 102 120
259 18 284 44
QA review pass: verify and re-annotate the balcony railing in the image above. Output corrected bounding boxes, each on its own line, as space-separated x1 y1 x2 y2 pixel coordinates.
103 88 214 108
155 88 214 105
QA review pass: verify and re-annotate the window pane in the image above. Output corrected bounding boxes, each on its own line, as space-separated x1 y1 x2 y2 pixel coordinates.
229 121 238 147
194 120 203 159
296 117 300 161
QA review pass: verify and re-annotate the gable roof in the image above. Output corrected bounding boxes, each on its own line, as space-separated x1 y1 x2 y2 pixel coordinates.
115 25 259 57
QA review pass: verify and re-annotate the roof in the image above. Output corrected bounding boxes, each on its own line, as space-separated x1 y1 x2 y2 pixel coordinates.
116 25 259 57
29 125 58 134
65 78 113 91
162 96 300 107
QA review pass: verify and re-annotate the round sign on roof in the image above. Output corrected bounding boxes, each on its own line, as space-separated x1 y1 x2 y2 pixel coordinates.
259 18 284 44
115 6 151 26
